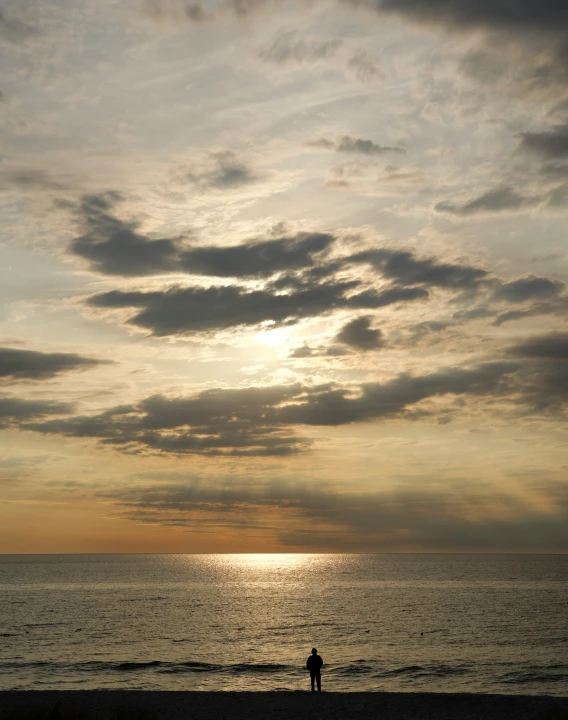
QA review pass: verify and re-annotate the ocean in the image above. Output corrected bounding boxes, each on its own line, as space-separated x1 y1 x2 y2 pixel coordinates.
0 554 567 694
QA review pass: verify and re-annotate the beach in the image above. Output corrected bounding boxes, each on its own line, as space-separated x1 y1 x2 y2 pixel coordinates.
1 691 567 720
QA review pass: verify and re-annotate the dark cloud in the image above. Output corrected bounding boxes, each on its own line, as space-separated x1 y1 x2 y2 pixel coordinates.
68 192 182 276
0 397 72 428
520 124 568 160
510 332 568 360
507 333 568 411
185 2 210 21
101 475 568 551
0 8 38 44
0 347 108 381
68 192 334 278
350 248 487 290
184 150 263 190
365 0 568 35
308 135 404 155
289 344 314 359
335 315 385 350
277 482 568 552
348 49 384 82
143 0 286 23
87 281 427 336
279 362 518 426
435 186 541 216
180 232 335 278
0 169 67 192
493 297 568 326
492 276 565 303
325 161 427 194
406 320 452 344
259 31 341 65
24 361 521 455
24 383 312 457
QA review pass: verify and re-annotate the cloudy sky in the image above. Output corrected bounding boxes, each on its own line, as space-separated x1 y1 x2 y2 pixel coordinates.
1 0 567 553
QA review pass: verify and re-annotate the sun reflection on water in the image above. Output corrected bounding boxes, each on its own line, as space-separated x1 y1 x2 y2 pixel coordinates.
214 553 325 572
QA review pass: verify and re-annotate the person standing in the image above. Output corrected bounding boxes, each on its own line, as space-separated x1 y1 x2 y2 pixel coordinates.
306 647 323 692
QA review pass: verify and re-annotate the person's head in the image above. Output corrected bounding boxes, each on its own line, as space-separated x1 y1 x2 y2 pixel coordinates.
312 648 317 655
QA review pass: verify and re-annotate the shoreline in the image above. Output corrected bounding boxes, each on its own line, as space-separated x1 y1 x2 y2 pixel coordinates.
1 691 567 720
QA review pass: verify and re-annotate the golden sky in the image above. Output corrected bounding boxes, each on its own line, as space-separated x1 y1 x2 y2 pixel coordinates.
0 0 567 552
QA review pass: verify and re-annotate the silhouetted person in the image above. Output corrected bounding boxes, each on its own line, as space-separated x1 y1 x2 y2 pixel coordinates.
306 647 323 692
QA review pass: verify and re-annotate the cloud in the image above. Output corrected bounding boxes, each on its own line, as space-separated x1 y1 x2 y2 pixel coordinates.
308 135 405 155
24 383 312 457
68 194 335 278
0 169 68 193
259 31 341 65
520 124 568 160
0 347 108 381
184 2 211 21
510 332 568 360
325 160 429 195
86 281 427 336
347 49 384 82
142 0 270 25
492 276 565 303
68 192 183 277
435 186 541 216
277 481 568 551
493 297 568 326
350 248 488 290
363 0 568 35
100 474 568 551
23 361 521 455
0 8 38 44
180 232 335 277
508 333 568 411
279 361 518 426
335 315 385 350
183 150 264 190
0 397 73 428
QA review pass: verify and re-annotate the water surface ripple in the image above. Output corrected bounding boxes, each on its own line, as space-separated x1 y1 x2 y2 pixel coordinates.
1 554 566 694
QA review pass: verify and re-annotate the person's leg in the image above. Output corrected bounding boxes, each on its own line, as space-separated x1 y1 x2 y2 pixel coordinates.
316 673 321 692
311 673 315 692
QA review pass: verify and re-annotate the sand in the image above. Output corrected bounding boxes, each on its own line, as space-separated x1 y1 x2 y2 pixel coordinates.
1 691 568 720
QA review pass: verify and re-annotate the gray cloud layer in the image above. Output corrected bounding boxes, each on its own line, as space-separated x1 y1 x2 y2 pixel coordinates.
0 347 107 381
87 282 427 336
369 0 568 34
21 360 524 455
435 186 541 216
103 477 568 551
66 191 568 338
350 249 488 289
335 315 385 350
0 8 38 44
259 31 341 65
0 397 73 428
308 135 405 155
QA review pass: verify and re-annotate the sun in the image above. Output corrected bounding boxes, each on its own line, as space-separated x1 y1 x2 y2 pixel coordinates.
257 324 292 348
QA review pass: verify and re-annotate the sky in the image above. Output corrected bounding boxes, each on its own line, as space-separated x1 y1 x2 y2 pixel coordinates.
1 0 567 553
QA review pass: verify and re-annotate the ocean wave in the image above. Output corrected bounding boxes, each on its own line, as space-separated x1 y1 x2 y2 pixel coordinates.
114 661 163 671
333 663 374 676
23 622 68 628
376 664 470 679
500 668 568 684
0 660 295 676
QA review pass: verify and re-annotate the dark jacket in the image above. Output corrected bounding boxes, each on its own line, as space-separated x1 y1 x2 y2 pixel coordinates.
306 654 323 674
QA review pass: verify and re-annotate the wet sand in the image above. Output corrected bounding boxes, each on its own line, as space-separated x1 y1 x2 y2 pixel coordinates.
1 691 567 720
